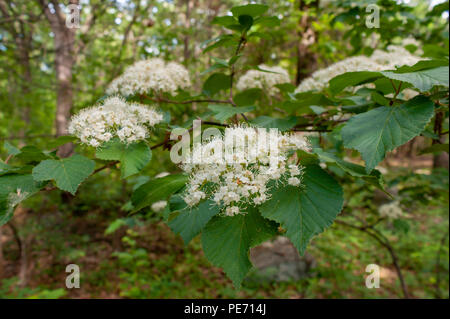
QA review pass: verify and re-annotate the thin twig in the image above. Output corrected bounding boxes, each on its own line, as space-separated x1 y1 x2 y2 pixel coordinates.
144 95 230 105
336 218 410 298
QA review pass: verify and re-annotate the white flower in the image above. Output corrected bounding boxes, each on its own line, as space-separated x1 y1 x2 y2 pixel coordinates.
295 46 424 93
106 58 191 96
180 125 310 215
68 96 163 147
225 206 241 216
151 200 167 212
371 45 422 70
155 172 170 179
236 64 290 95
288 177 301 186
379 201 403 219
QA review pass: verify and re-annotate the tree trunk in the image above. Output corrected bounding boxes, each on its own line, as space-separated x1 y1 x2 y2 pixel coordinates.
433 136 449 169
295 0 319 85
54 29 75 157
183 0 194 63
40 0 78 157
0 0 33 144
432 110 449 169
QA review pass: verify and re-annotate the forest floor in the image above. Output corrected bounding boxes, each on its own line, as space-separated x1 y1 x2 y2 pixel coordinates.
0 158 448 299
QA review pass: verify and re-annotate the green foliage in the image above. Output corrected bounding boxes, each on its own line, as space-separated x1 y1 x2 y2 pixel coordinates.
260 165 343 255
168 199 219 245
208 104 255 122
0 174 44 225
131 174 188 212
381 66 449 92
32 154 95 194
230 4 269 18
330 60 449 94
96 139 152 179
314 148 385 191
202 73 231 96
341 96 435 173
202 207 278 287
250 116 297 131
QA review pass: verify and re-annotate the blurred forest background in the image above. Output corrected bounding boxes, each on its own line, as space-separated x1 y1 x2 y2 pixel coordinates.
0 0 449 298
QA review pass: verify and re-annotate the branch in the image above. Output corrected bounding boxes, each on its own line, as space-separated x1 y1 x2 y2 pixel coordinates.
143 95 230 105
335 218 410 298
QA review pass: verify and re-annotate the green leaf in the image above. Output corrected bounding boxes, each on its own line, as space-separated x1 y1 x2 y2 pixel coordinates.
15 146 50 164
234 88 262 106
293 92 334 107
169 200 220 245
275 83 296 94
203 73 231 96
211 16 237 26
0 174 44 196
47 136 77 150
393 59 449 73
32 154 95 195
0 163 14 176
329 71 382 94
201 207 278 287
260 165 343 255
253 16 280 27
96 139 151 179
0 174 45 226
4 141 20 156
231 4 268 18
202 35 237 53
238 15 253 30
208 105 255 123
131 174 188 212
371 91 390 105
381 66 449 92
341 95 435 173
201 63 228 75
419 143 449 155
250 116 297 131
313 148 386 192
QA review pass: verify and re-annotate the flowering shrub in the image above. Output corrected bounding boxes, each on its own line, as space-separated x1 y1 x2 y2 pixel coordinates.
1 3 448 288
106 58 191 96
68 96 163 147
180 125 310 215
295 45 423 93
236 65 290 95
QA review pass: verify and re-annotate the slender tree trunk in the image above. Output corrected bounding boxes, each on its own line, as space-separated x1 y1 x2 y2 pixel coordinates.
17 40 33 143
432 110 449 169
295 0 319 85
183 0 194 63
0 0 33 144
40 0 78 157
54 30 75 139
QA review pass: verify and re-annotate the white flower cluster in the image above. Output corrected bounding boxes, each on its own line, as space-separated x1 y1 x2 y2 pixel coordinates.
68 96 163 147
295 45 423 93
236 64 290 95
106 58 191 96
379 201 403 219
180 126 310 216
371 45 422 69
151 200 168 212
